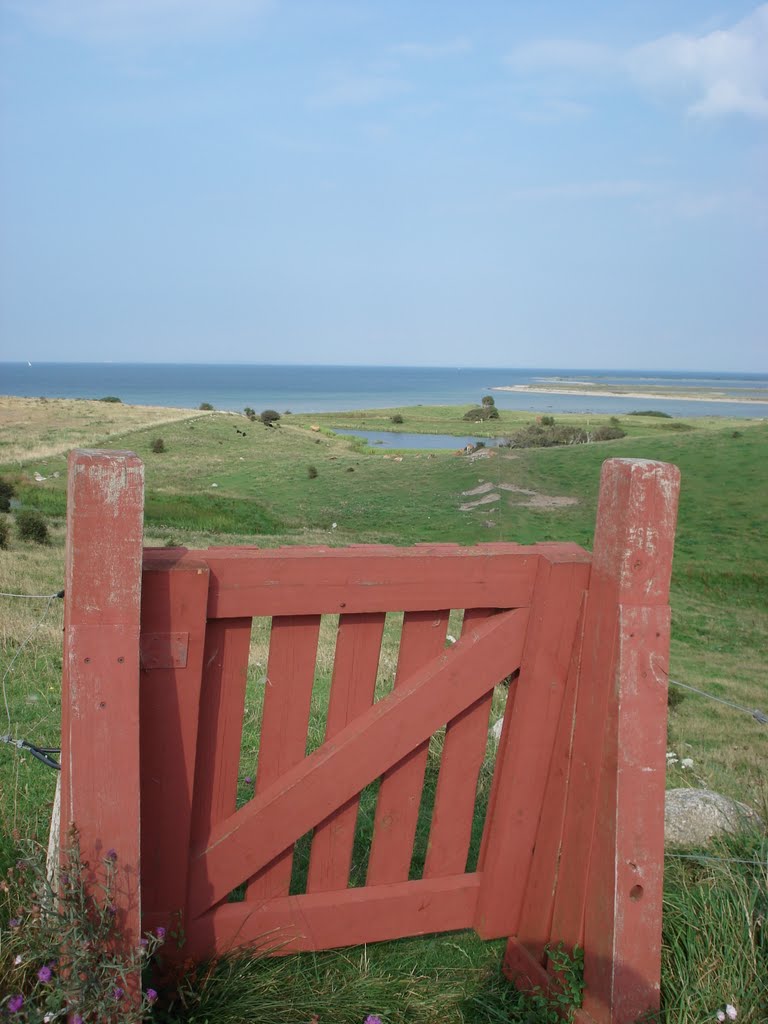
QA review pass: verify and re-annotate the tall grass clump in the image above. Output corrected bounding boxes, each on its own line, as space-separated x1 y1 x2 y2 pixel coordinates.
15 509 50 545
661 828 767 1022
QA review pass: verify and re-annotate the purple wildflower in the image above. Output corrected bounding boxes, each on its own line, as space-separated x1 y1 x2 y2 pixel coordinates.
72 1015 84 1024
113 986 124 1001
139 937 149 947
155 926 166 939
244 776 253 784
107 902 118 915
106 848 118 861
146 988 158 1003
37 965 53 983
8 994 24 1012
9 917 20 928
364 1017 384 1024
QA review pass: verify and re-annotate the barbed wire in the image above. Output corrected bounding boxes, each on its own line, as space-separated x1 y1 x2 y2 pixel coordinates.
668 678 767 725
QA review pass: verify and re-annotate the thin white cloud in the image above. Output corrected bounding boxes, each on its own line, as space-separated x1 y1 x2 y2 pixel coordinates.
506 4 768 119
310 73 410 109
5 0 273 43
506 180 658 202
391 37 472 59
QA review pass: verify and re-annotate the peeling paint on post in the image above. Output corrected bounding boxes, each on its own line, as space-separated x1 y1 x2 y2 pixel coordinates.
60 450 144 993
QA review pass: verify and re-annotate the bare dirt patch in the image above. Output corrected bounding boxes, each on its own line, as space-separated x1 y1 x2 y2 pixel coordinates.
459 492 501 511
461 482 496 497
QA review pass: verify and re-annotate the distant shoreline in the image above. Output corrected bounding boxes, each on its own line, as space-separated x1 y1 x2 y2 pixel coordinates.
492 385 768 405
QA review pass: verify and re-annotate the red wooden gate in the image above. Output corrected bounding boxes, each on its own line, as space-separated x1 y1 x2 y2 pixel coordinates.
60 450 679 1024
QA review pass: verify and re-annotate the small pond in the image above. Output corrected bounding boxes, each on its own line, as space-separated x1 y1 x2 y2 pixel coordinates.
332 429 504 450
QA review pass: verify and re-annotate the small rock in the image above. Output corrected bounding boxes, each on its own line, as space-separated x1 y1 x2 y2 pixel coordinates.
210 483 218 488
310 425 320 432
665 788 763 848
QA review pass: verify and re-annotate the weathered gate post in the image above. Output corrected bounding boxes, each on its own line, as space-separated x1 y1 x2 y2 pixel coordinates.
508 458 679 1024
61 450 144 988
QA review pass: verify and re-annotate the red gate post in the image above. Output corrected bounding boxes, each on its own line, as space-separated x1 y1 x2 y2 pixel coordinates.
506 458 679 1024
60 450 145 993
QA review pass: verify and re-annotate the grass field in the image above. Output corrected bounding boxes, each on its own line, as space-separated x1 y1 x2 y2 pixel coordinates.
1 397 766 1022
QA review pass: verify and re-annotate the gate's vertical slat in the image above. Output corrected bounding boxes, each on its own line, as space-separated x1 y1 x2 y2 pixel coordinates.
474 555 589 939
190 618 253 847
366 609 450 886
476 672 518 872
306 612 386 893
507 595 586 964
246 614 321 901
423 608 495 878
140 559 210 930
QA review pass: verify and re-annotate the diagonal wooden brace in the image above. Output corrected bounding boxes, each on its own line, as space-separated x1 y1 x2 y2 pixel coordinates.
188 606 529 917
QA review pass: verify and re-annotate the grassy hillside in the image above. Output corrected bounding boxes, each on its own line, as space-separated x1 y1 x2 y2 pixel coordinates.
1 398 765 1022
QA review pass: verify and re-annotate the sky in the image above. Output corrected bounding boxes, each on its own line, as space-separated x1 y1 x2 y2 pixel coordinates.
0 1 766 371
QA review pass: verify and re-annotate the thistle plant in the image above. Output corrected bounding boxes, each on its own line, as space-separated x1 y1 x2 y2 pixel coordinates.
1 832 163 1022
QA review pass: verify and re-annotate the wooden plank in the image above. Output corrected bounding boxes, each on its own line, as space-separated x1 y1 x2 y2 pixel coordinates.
474 555 589 939
139 559 209 924
366 609 450 885
188 607 528 917
189 618 253 846
512 595 586 964
200 545 547 616
246 615 321 901
423 609 495 878
551 459 680 956
176 874 481 959
306 612 386 893
579 605 671 1024
61 449 144 990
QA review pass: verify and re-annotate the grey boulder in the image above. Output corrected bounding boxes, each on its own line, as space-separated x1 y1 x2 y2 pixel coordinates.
665 788 763 848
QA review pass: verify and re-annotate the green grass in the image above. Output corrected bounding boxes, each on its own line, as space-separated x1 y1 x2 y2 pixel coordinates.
1 399 766 1022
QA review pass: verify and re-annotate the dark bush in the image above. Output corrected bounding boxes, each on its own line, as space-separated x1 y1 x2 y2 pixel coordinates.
151 438 166 453
391 414 404 424
540 415 555 426
16 509 49 545
508 424 588 449
0 477 15 513
732 430 743 438
591 426 627 441
98 396 122 403
481 395 496 407
0 518 9 549
260 409 281 427
463 406 499 422
627 410 672 418
244 407 257 421
199 402 214 411
307 465 318 479
609 416 621 426
662 422 694 431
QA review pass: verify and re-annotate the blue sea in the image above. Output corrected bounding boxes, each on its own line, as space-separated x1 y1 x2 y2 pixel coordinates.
1 363 767 419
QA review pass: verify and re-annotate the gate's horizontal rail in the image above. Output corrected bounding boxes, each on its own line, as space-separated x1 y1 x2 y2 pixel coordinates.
144 543 590 617
154 874 482 959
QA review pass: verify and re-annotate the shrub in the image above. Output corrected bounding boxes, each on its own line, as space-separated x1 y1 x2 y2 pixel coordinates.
0 476 15 513
98 395 122 403
628 410 672 417
507 424 588 449
260 410 281 427
199 402 214 411
609 416 621 426
591 425 626 441
540 415 555 426
481 395 496 407
462 406 499 422
151 438 166 453
15 509 49 545
307 465 318 479
244 407 257 421
391 414 404 424
0 518 9 549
